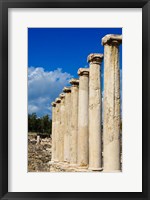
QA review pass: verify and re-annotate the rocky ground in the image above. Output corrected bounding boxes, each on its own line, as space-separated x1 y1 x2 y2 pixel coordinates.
28 135 52 172
28 134 122 172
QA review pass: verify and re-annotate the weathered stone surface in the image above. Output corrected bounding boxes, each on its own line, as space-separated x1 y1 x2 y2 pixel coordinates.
69 78 79 164
55 98 61 162
78 68 89 76
102 34 122 45
55 98 61 103
69 78 79 85
59 93 65 99
87 53 103 64
77 68 89 167
36 135 40 145
51 102 56 162
88 53 103 170
59 93 65 162
51 102 56 106
102 34 122 171
49 162 95 172
63 87 71 93
63 87 71 163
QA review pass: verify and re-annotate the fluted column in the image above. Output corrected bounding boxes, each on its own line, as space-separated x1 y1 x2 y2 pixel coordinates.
55 98 61 162
77 68 89 168
69 78 79 165
102 34 122 172
63 87 71 163
51 102 56 162
88 53 103 171
59 93 65 162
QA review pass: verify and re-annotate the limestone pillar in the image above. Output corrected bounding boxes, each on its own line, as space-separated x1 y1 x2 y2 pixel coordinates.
36 135 40 145
77 68 89 168
59 93 65 162
69 78 79 165
88 53 103 171
55 98 61 162
102 34 122 172
63 87 71 163
51 102 56 162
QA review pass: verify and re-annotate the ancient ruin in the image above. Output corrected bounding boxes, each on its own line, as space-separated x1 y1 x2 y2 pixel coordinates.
102 34 122 172
50 34 122 172
88 53 103 171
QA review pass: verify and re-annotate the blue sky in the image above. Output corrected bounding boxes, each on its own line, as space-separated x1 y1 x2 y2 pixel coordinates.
28 28 122 117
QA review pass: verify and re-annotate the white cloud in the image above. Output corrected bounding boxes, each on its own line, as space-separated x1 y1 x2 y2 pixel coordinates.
28 67 122 118
28 67 73 117
28 104 39 113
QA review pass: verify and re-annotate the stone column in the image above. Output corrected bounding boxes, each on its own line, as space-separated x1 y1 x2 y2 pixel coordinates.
77 68 89 168
88 53 103 171
69 78 79 165
63 87 71 163
55 98 61 162
36 135 40 145
51 102 56 162
102 34 122 172
59 93 65 162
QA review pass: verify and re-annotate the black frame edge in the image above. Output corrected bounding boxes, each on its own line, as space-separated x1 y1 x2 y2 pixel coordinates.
1 1 8 200
142 1 149 199
0 0 149 199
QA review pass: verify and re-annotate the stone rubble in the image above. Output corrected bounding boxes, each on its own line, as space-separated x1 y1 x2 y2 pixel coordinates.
28 136 52 172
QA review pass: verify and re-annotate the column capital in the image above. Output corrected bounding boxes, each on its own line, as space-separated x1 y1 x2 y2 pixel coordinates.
63 87 71 93
78 68 89 76
87 53 103 64
51 102 56 107
55 98 61 103
102 34 122 46
69 78 79 86
59 93 65 99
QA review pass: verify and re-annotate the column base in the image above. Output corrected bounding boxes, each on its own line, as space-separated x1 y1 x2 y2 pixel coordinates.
77 165 88 169
75 165 89 172
63 161 70 165
68 163 78 170
102 169 122 173
48 161 55 164
69 163 78 167
75 168 89 172
88 167 103 171
54 159 59 162
58 161 65 164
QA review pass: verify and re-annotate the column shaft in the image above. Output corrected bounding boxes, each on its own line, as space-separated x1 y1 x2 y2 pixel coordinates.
77 68 89 168
69 79 79 165
63 87 71 163
88 54 103 170
55 98 61 162
51 102 56 161
102 34 122 171
59 94 65 162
